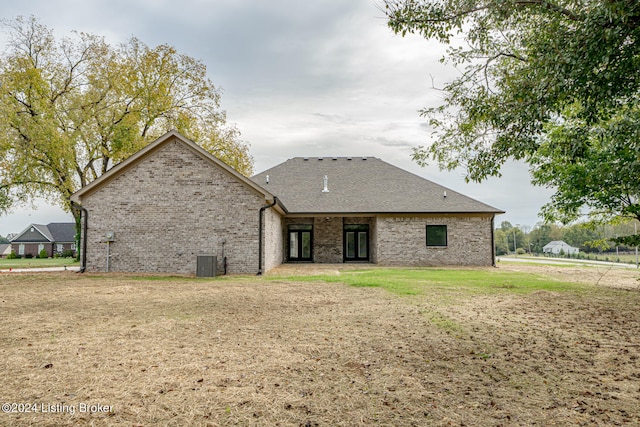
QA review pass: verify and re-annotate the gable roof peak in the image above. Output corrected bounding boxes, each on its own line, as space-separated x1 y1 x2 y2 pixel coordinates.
71 130 274 203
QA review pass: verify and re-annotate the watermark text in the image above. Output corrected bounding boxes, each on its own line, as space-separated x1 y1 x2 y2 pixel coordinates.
2 402 112 415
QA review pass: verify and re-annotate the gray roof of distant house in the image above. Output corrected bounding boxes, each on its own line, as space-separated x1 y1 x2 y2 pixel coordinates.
47 223 76 242
251 157 503 214
10 223 76 243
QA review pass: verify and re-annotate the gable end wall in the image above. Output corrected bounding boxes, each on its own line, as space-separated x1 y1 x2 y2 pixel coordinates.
80 139 264 274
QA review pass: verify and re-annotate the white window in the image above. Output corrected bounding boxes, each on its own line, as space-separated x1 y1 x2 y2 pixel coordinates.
18 244 25 255
57 244 63 252
38 244 45 252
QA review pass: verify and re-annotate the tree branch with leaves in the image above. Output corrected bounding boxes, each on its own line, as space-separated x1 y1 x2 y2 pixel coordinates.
0 16 253 227
384 0 640 242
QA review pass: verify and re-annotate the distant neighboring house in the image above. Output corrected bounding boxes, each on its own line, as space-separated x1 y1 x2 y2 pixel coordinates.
10 223 76 258
543 240 579 255
0 243 11 258
70 131 504 275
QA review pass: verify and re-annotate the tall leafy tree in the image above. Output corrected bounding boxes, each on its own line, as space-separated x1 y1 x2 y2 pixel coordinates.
384 0 640 244
0 16 252 222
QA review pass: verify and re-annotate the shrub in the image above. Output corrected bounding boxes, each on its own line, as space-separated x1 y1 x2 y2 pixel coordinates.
516 248 526 255
7 251 18 259
61 249 75 258
38 249 48 259
24 253 33 259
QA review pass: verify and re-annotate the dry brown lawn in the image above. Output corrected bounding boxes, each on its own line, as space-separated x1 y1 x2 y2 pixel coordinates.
0 264 639 426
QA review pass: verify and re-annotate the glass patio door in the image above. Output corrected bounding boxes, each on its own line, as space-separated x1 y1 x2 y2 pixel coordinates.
289 224 312 261
344 224 369 262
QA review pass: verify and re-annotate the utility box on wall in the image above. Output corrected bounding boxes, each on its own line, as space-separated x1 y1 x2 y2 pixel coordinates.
196 255 217 277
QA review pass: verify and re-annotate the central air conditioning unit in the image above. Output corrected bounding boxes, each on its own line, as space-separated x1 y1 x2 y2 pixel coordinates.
196 255 217 277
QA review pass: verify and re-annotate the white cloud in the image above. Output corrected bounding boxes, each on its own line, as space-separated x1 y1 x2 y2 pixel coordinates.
0 0 552 236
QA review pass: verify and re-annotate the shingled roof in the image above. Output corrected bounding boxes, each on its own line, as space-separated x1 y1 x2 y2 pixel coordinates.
251 157 503 214
10 223 76 243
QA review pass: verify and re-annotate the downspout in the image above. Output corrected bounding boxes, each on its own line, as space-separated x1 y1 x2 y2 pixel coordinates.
71 201 88 273
257 197 278 276
491 215 497 267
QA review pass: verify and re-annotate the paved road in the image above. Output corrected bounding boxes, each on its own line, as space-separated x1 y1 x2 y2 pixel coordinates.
0 266 81 273
498 256 639 269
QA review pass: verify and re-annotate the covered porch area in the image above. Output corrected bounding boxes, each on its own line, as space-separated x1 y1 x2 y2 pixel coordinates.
283 215 377 264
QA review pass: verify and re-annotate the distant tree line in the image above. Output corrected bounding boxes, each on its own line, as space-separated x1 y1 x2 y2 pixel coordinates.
495 220 640 256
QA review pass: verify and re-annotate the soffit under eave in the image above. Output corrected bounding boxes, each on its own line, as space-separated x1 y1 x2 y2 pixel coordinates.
281 211 503 218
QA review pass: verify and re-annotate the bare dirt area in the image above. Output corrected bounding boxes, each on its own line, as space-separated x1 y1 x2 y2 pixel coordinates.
0 266 639 426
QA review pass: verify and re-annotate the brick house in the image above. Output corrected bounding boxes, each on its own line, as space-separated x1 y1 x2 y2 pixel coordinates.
10 223 76 258
70 131 503 274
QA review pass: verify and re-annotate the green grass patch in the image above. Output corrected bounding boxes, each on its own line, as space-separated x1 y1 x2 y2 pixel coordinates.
271 267 582 296
0 257 79 269
423 310 465 334
270 267 584 336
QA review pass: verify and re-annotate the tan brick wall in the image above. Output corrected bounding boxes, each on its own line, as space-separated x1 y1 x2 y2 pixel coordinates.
280 214 494 267
313 217 343 263
263 208 283 272
376 214 495 266
80 138 265 274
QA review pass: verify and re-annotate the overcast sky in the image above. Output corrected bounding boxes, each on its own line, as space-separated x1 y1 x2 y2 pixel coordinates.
0 0 554 236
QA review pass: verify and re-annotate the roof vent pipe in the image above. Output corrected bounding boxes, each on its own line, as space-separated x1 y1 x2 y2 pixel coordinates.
322 175 330 193
266 175 269 184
